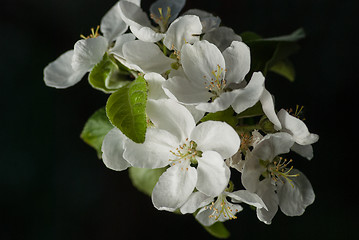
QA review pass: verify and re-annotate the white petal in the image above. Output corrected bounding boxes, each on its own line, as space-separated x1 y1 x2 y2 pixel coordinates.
277 109 319 145
101 128 131 171
260 89 282 129
180 191 213 214
203 26 242 52
150 0 186 23
191 121 240 159
130 25 165 42
241 151 265 192
119 1 152 29
291 143 314 160
110 33 136 58
183 9 221 33
195 90 238 113
144 72 167 100
231 72 265 114
152 163 197 211
147 99 195 142
222 41 250 84
72 36 108 72
163 15 202 51
277 169 315 216
183 105 206 124
123 128 178 168
256 179 279 225
100 3 128 43
253 132 294 161
196 151 230 197
227 190 267 210
44 50 86 88
181 40 225 88
162 75 213 105
122 40 174 74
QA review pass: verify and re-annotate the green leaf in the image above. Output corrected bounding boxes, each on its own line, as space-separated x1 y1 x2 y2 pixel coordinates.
88 53 132 93
106 75 147 143
80 107 114 158
269 59 296 82
199 221 230 239
200 107 237 128
236 101 264 118
128 167 166 196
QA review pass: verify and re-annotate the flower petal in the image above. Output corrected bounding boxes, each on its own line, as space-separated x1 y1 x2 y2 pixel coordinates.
152 163 197 211
100 2 128 43
72 36 108 72
180 191 213 214
227 190 267 210
119 1 152 29
191 121 240 159
253 132 294 161
144 72 167 100
195 90 238 113
110 33 136 58
203 26 242 52
181 40 225 88
123 128 178 168
129 25 165 42
196 151 230 197
183 9 221 33
255 179 279 225
122 40 175 73
241 151 264 192
260 89 282 129
44 50 86 88
163 15 202 51
231 72 265 114
277 109 319 145
162 75 214 105
147 99 195 142
222 41 250 84
277 169 315 216
291 143 314 160
101 128 131 171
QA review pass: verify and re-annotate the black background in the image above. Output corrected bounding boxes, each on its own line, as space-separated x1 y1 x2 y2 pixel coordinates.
1 0 358 239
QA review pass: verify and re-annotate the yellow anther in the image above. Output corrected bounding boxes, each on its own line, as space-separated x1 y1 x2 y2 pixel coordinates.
80 25 100 39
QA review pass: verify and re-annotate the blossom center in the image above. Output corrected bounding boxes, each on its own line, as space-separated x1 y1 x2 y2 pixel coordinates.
204 65 227 96
260 157 299 187
169 138 202 168
287 104 306 120
206 195 238 221
80 25 100 39
150 7 171 32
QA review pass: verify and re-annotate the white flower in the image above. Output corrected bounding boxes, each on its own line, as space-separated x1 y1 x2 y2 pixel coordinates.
118 0 186 42
241 132 315 224
44 2 128 89
110 14 202 75
180 190 267 226
276 109 319 160
123 99 240 211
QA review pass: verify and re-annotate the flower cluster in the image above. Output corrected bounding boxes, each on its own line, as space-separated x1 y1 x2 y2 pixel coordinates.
43 0 319 235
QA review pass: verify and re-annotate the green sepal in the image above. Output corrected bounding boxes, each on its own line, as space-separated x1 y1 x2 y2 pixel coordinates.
80 107 114 158
88 53 132 93
128 167 166 196
106 75 148 143
195 217 230 239
200 107 237 128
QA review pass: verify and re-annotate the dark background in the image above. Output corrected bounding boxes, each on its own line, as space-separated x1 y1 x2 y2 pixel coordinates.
1 0 357 239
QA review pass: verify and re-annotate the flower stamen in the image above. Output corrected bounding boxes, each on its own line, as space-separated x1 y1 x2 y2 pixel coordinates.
80 25 100 39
